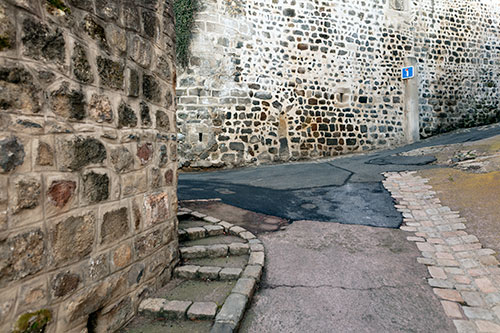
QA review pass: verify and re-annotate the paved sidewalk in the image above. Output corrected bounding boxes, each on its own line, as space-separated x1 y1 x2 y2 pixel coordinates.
383 172 500 332
238 220 455 332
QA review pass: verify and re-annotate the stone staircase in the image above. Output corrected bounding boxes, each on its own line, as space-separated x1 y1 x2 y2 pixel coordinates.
123 207 264 333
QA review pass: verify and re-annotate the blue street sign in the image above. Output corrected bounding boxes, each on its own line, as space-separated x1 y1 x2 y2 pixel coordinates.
402 66 414 79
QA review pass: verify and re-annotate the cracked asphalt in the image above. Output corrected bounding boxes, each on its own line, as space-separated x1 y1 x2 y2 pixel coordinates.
178 123 500 332
179 124 500 228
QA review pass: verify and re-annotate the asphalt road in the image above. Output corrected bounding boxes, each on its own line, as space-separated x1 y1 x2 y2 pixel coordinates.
178 123 500 228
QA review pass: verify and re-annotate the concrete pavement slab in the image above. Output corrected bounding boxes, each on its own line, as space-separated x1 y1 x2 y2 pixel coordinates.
239 220 456 332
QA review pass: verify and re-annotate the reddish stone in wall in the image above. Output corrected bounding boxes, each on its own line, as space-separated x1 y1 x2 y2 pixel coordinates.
136 143 153 165
48 180 76 208
164 169 173 186
144 192 169 226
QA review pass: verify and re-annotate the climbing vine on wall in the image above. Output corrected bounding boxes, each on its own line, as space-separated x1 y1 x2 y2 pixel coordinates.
174 0 198 68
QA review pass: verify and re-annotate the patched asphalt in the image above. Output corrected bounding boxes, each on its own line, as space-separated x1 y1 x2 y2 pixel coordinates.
179 123 500 228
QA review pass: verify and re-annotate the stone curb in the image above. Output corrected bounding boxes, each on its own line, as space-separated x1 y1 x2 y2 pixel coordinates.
383 172 500 333
139 208 265 331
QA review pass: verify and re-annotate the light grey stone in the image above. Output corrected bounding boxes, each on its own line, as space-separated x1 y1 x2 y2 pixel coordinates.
206 244 228 257
164 300 192 319
204 216 221 223
174 265 200 279
250 243 264 252
233 278 256 298
138 298 167 316
229 226 246 235
220 267 242 280
248 252 265 266
219 221 234 231
461 291 486 307
214 293 248 328
242 265 262 281
191 211 207 218
462 306 495 320
229 242 249 255
187 301 218 320
205 224 225 236
239 231 256 240
186 227 206 240
199 266 221 280
180 246 207 259
453 320 478 333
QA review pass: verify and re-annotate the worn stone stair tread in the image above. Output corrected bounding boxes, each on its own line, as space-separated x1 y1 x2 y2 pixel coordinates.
179 225 226 241
122 315 212 333
181 235 246 247
186 255 249 268
153 279 236 305
178 219 212 229
175 265 243 281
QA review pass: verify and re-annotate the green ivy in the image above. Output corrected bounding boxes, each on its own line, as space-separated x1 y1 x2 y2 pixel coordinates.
174 0 198 68
46 0 71 14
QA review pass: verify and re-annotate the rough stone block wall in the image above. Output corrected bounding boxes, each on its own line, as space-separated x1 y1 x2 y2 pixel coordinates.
177 0 500 169
0 0 178 332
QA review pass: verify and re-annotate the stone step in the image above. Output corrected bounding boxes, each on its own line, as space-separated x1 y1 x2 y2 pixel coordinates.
186 254 249 269
179 219 211 229
180 243 249 259
123 314 213 333
178 225 225 241
154 279 236 306
139 298 218 321
174 265 243 281
182 235 246 247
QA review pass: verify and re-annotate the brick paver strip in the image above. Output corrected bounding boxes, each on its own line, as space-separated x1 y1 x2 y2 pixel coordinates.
383 172 500 333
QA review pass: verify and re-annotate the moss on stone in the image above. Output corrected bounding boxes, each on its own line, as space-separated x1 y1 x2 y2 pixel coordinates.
0 36 10 51
174 0 199 68
13 309 52 333
46 0 71 14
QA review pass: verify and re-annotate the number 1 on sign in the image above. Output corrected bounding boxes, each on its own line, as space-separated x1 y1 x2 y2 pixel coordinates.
402 66 414 79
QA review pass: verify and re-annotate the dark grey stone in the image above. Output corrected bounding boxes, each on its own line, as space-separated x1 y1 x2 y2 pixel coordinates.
72 44 94 84
156 110 169 130
254 92 272 100
118 101 138 128
83 171 109 203
143 74 161 103
229 142 244 151
140 102 152 127
70 138 107 170
0 67 41 113
22 18 65 64
0 136 25 173
142 10 158 39
97 56 124 90
128 68 140 97
82 16 106 44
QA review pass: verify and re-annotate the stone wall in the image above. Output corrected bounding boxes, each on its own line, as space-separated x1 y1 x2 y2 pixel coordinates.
0 0 177 332
177 0 500 169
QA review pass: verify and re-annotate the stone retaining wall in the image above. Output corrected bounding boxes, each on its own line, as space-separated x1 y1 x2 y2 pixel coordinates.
0 0 178 331
177 0 500 169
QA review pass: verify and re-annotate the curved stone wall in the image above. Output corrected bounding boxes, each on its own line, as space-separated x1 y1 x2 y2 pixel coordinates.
0 0 177 331
177 0 500 169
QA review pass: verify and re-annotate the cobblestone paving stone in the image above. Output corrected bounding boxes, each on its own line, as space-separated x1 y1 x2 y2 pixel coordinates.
384 171 500 333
